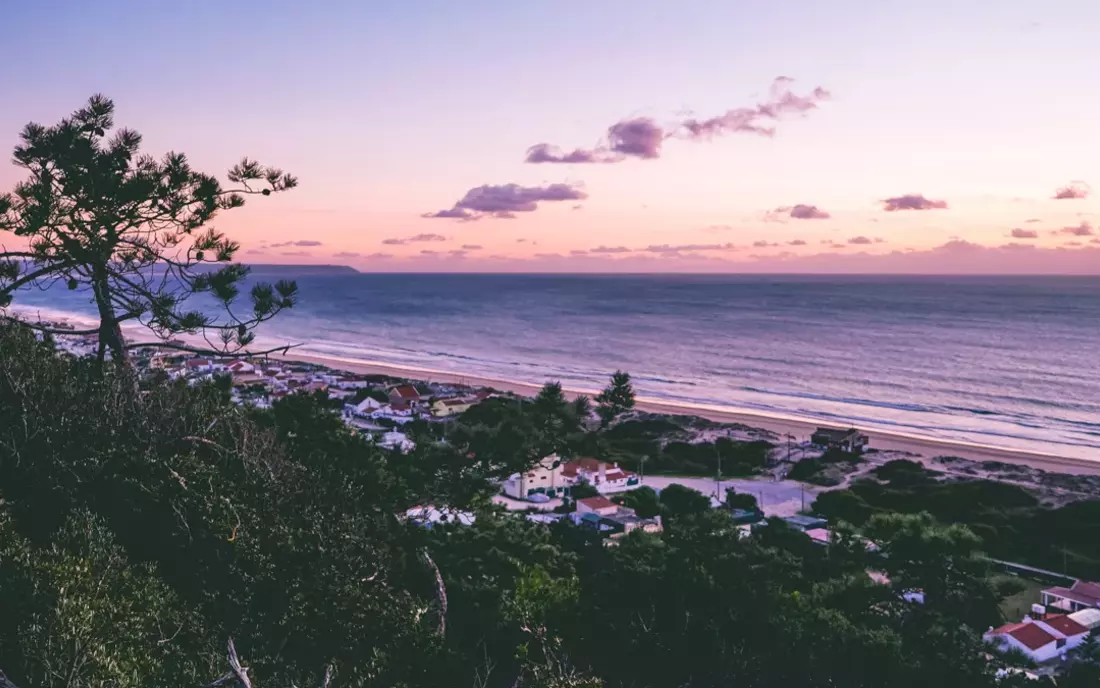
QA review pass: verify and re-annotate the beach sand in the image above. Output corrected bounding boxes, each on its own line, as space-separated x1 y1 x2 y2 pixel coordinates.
276 351 1100 477
14 307 1099 478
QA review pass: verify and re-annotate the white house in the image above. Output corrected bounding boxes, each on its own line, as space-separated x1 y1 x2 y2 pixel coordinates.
502 454 567 500
354 397 386 416
575 496 618 517
1041 580 1100 612
227 360 255 375
560 458 637 492
377 431 415 453
983 614 1090 663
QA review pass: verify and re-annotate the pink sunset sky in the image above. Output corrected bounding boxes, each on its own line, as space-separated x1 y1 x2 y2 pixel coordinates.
2 0 1099 273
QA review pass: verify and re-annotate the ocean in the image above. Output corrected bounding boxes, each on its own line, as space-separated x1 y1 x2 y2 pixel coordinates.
10 272 1100 461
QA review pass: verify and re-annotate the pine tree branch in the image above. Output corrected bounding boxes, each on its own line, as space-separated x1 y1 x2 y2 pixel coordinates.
420 549 448 638
0 669 21 688
122 341 301 358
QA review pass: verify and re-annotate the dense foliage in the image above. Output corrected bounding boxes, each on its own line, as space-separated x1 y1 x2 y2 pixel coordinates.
0 325 1053 687
813 459 1100 579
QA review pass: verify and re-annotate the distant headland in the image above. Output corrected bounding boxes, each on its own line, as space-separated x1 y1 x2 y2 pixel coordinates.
245 264 360 276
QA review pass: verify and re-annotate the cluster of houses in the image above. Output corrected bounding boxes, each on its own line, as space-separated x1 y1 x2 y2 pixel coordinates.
500 455 641 501
981 580 1100 665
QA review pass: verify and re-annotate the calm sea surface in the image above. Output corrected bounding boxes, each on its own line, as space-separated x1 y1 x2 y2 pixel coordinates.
14 273 1100 461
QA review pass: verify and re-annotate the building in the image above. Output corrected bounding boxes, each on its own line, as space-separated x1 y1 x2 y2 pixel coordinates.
502 455 568 500
1041 580 1100 612
1069 608 1100 631
573 498 662 539
377 431 415 453
353 396 386 416
560 458 638 492
387 384 422 407
431 397 475 417
983 614 1090 663
781 514 829 531
575 496 618 516
810 427 869 454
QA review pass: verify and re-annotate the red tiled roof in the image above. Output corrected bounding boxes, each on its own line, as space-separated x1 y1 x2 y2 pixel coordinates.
390 385 420 400
603 471 627 482
991 623 1057 651
1042 614 1089 636
578 496 615 510
561 463 580 477
1072 580 1100 600
1044 585 1100 607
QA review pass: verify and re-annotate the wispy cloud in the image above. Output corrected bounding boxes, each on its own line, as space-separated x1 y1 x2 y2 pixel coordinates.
382 233 449 245
280 251 311 256
461 244 483 250
589 245 633 254
787 239 807 246
881 194 949 211
1024 218 1041 223
643 243 737 254
333 251 362 257
767 204 831 221
425 183 587 220
847 236 874 245
753 240 779 248
1052 181 1090 200
365 252 394 260
1053 222 1094 236
525 77 829 164
1010 228 1039 239
270 240 324 248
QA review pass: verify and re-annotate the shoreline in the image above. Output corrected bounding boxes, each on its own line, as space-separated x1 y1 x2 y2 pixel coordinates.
276 351 1100 478
10 306 1099 477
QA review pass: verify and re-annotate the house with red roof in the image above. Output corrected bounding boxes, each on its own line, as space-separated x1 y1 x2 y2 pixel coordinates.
984 614 1090 663
387 384 422 406
560 458 638 492
576 496 618 517
1041 580 1100 612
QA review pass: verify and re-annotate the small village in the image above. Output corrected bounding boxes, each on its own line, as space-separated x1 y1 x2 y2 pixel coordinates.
43 327 1100 679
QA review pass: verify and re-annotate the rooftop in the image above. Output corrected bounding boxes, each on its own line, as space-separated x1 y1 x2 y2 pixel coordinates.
577 496 616 510
988 622 1057 651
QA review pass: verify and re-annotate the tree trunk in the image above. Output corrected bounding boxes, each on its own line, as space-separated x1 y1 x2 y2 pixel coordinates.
91 269 129 366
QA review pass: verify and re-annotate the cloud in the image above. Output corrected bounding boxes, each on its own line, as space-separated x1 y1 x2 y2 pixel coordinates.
421 207 476 220
570 249 589 256
847 236 874 245
752 241 779 248
787 239 807 246
643 243 737 254
244 249 266 255
525 143 621 164
789 204 831 220
1065 241 1083 247
270 240 324 248
1024 218 1041 223
1010 228 1039 239
881 194 949 211
1052 181 1090 200
461 244 483 250
426 183 587 220
525 77 829 164
572 204 584 211
365 252 393 260
1053 222 1094 236
589 245 633 254
280 251 311 256
419 250 439 256
448 250 468 258
1092 238 1100 245
333 251 362 257
382 233 449 245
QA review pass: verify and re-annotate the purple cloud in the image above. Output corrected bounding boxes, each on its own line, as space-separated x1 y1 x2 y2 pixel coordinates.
589 245 632 254
333 251 362 257
426 183 588 220
752 241 779 248
848 236 874 245
788 239 807 246
281 251 311 256
643 243 736 254
448 250 468 258
525 77 829 164
525 144 620 164
570 249 589 256
382 233 448 245
1054 222 1094 236
421 207 476 220
270 240 324 247
881 194 949 211
1010 228 1039 239
789 204 831 220
461 244 483 250
1053 181 1090 200
419 250 439 256
365 252 393 260
1024 218 1041 223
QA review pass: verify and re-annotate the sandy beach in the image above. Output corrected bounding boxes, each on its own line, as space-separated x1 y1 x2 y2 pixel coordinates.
276 351 1100 477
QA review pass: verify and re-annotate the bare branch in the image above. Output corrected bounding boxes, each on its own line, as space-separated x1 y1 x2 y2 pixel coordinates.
320 664 333 688
227 638 253 688
122 341 301 358
0 315 102 336
419 549 448 638
0 669 21 688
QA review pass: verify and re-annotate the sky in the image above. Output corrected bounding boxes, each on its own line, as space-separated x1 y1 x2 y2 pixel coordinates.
2 0 1099 273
